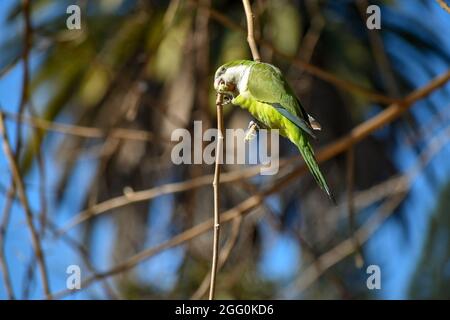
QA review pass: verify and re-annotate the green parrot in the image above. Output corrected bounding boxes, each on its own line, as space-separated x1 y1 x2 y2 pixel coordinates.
214 59 334 201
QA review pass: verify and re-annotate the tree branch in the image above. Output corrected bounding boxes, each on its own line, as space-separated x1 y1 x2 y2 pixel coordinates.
0 112 51 298
1 110 163 143
0 188 15 299
436 0 450 14
57 163 268 234
192 216 242 300
209 93 224 300
242 0 261 61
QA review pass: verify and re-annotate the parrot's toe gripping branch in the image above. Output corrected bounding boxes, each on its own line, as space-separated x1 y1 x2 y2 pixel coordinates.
222 94 233 105
244 121 259 142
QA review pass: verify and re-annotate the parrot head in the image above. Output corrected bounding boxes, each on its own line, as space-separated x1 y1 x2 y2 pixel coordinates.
214 60 254 99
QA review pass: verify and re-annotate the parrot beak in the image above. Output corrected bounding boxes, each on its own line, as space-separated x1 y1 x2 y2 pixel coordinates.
215 78 236 93
225 82 236 92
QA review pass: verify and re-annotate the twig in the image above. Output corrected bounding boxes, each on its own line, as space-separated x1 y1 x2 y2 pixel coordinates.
346 147 364 268
195 0 213 123
357 0 400 97
57 163 267 234
209 93 224 300
0 112 51 298
50 69 450 299
289 0 325 93
15 0 32 157
1 185 118 299
191 216 243 300
314 70 450 165
242 0 261 61
298 0 325 64
436 0 450 14
1 110 163 143
0 188 15 299
45 220 119 299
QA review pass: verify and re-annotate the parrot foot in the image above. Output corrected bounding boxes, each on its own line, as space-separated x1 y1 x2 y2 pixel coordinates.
222 94 233 105
244 121 259 142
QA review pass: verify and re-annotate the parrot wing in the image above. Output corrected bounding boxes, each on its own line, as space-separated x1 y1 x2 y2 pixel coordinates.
272 104 316 138
247 62 316 137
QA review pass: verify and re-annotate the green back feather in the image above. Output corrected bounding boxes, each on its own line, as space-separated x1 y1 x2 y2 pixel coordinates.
247 62 315 137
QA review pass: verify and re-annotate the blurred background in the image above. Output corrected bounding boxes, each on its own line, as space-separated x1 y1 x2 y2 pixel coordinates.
0 0 450 299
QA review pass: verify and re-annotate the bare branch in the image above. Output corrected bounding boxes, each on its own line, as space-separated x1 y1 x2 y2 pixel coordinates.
0 112 51 298
1 110 164 143
192 216 243 300
346 147 364 268
242 0 261 61
209 93 224 300
436 0 450 14
0 188 15 299
357 0 400 97
57 164 268 234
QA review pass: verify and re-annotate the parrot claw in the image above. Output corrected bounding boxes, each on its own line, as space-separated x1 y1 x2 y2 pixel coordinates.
222 94 233 105
244 121 259 141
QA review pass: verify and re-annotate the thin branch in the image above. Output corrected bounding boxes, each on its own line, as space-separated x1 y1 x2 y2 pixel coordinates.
300 0 325 63
15 0 32 157
0 188 15 299
242 0 261 61
357 0 400 97
50 69 450 299
1 110 165 143
346 147 364 268
191 216 243 300
313 70 450 165
57 163 267 234
45 220 119 299
289 0 325 93
190 0 397 105
209 93 224 300
0 112 51 299
436 0 450 14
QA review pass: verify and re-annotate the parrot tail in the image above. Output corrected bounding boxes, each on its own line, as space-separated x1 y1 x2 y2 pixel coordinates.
296 136 335 204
